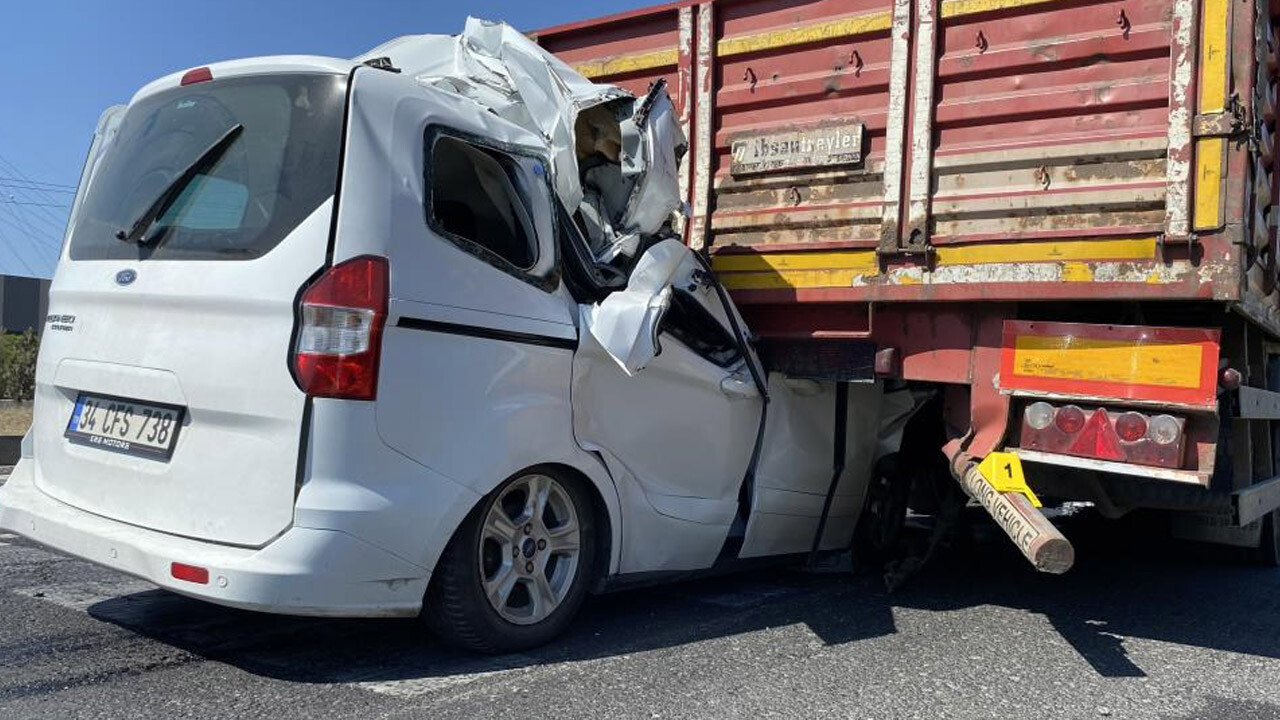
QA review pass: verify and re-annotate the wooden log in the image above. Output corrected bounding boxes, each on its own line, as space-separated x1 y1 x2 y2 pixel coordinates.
956 462 1075 574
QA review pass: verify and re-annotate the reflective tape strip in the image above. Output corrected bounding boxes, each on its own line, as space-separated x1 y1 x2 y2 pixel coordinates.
713 237 1159 289
933 236 1158 264
717 12 892 58
572 10 893 79
573 48 678 79
940 0 1069 18
1192 0 1230 230
999 321 1220 407
1009 335 1205 389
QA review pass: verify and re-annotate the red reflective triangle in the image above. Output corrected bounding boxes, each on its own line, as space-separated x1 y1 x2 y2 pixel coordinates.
1067 408 1124 461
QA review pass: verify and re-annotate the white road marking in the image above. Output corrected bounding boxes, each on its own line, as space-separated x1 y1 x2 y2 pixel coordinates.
351 654 535 698
12 578 157 611
0 533 18 540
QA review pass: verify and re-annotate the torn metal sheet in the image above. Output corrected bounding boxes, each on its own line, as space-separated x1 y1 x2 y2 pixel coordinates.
580 239 695 375
579 85 687 263
358 18 626 211
358 17 686 263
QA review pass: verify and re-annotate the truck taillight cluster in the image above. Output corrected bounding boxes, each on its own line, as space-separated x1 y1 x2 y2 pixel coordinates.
291 256 389 400
1019 401 1185 468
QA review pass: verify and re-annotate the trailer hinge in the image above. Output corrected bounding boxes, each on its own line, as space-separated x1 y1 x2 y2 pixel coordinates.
1157 231 1198 251
876 228 935 262
1193 94 1246 139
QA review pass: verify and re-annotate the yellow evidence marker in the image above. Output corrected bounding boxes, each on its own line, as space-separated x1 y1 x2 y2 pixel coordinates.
976 452 1042 508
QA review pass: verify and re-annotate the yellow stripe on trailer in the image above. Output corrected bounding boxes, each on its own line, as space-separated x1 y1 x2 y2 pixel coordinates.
941 0 1068 19
716 12 892 58
1010 335 1205 389
712 237 1157 290
712 250 878 290
1193 0 1229 231
573 48 679 79
933 237 1157 265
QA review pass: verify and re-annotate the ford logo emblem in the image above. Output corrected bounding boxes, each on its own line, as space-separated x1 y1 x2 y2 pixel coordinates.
115 269 137 286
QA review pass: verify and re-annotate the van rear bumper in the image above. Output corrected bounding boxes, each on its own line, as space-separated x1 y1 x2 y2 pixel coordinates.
0 460 429 617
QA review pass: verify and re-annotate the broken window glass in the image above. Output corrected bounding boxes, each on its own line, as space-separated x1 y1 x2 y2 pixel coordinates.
661 288 743 368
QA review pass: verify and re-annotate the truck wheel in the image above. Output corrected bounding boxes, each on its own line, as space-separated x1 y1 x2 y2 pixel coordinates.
423 468 596 653
1258 510 1280 568
853 455 911 564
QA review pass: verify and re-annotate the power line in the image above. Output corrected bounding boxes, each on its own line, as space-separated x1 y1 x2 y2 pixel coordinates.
0 175 76 191
0 156 69 277
0 155 76 230
0 199 69 208
0 180 75 194
0 208 46 277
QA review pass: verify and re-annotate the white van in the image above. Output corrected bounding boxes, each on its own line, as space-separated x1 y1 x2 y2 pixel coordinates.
0 24 894 652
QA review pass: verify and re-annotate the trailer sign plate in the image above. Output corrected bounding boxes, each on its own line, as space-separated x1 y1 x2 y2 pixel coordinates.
730 121 866 176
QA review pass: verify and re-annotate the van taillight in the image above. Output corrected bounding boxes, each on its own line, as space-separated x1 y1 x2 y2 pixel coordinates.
292 256 388 400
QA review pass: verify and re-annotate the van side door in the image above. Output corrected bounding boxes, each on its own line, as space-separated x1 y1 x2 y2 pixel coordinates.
569 226 766 571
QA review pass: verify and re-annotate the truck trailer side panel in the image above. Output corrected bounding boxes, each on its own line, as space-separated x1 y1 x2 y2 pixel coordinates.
541 0 1280 561
537 0 1259 322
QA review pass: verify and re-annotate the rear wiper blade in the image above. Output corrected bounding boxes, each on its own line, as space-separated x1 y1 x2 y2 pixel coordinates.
116 123 244 246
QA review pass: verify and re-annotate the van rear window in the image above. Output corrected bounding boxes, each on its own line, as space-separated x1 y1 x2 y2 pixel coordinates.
68 73 346 261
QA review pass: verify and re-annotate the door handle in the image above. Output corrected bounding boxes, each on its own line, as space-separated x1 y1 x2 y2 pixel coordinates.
720 374 759 400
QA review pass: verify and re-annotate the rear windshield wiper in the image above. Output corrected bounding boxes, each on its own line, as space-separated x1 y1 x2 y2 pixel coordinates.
116 123 244 247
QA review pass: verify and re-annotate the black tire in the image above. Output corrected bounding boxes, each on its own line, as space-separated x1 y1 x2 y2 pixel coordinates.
422 466 597 653
853 455 912 564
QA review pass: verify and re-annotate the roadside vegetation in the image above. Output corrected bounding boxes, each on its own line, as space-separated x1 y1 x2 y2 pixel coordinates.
0 330 38 435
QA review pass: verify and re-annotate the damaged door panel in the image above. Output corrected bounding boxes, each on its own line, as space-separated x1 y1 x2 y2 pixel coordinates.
580 239 690 375
367 17 894 576
739 378 881 558
571 298 764 567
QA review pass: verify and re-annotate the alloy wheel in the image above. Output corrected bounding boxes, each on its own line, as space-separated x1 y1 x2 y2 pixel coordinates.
478 474 582 625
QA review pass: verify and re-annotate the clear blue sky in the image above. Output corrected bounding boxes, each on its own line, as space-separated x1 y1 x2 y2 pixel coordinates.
0 0 651 277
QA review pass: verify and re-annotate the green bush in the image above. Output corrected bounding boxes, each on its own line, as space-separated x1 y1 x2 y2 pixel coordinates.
0 330 39 400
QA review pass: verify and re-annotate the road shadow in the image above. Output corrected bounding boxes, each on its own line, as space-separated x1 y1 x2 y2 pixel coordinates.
85 509 1280 685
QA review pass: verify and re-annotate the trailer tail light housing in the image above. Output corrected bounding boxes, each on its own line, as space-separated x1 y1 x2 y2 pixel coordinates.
292 256 389 400
1019 402 1185 468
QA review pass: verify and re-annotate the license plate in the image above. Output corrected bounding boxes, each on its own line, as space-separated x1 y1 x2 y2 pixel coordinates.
64 393 185 460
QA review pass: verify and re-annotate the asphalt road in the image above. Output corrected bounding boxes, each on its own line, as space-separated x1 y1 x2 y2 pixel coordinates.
2 505 1279 719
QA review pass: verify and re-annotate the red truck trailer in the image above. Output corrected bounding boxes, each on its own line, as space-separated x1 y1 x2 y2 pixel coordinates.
536 0 1280 568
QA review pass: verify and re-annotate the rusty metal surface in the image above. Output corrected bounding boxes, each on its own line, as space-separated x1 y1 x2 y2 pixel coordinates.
537 0 1256 334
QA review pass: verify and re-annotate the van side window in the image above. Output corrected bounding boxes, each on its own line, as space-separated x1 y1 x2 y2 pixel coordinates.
428 135 537 271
